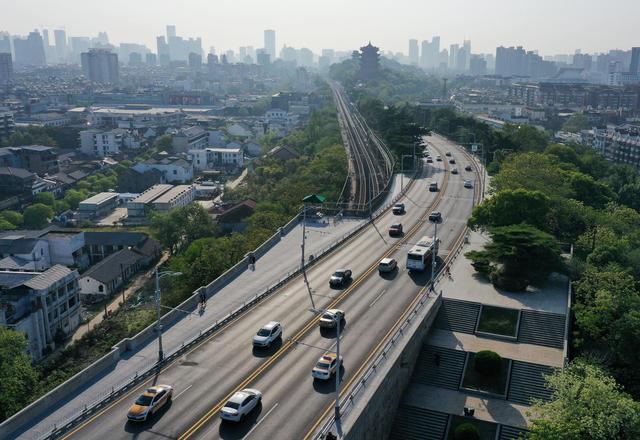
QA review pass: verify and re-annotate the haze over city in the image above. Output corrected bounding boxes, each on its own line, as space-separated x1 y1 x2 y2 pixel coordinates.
4 0 640 54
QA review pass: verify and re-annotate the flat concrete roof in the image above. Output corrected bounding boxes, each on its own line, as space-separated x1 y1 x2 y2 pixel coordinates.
152 185 193 204
130 184 173 204
79 192 118 206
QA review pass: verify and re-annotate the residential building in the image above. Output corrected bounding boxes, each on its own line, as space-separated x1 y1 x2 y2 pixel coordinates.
81 49 119 84
132 157 193 183
592 124 640 171
151 185 195 213
0 110 15 139
495 45 557 78
78 192 118 219
0 145 58 175
408 39 419 65
80 129 122 157
117 167 163 193
84 231 161 265
87 106 184 129
13 31 46 67
630 47 640 74
54 29 67 62
19 112 70 127
216 199 257 232
0 52 12 85
510 82 640 111
190 148 243 171
0 265 81 360
78 249 143 301
0 167 36 196
172 126 208 152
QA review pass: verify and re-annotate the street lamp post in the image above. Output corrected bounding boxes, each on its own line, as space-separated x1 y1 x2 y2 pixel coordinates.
430 219 439 290
301 194 326 311
154 268 182 363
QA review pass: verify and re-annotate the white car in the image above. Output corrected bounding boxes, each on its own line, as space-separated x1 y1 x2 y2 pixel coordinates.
253 321 282 348
312 352 343 380
379 257 398 273
319 309 345 328
127 385 173 422
220 388 262 422
464 180 473 188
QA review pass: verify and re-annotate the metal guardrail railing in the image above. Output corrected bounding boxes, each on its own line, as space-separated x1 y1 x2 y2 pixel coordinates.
38 168 421 440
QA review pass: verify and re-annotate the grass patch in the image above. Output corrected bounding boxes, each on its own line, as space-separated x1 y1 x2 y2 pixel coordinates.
461 352 510 396
476 305 519 337
447 416 498 440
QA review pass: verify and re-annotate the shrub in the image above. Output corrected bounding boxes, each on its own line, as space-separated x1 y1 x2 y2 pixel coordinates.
454 422 480 440
474 350 502 377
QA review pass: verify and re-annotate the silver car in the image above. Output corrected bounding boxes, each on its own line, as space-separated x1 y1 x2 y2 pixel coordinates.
319 309 345 328
379 257 398 273
252 321 282 348
220 388 262 422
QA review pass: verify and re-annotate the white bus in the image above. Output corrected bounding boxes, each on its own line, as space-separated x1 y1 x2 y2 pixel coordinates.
406 235 438 271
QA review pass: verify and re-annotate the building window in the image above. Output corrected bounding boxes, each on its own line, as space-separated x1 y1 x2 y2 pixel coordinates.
98 284 104 293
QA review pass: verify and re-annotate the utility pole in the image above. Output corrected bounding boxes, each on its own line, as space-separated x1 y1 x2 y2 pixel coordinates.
430 220 439 290
155 268 163 363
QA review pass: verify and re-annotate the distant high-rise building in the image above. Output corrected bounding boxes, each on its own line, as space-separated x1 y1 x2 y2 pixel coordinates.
96 32 109 45
81 49 119 84
0 34 11 54
495 45 557 78
449 44 459 69
54 29 67 62
456 47 467 71
14 31 46 66
264 30 276 60
420 40 429 68
166 25 176 39
463 39 471 70
431 36 441 68
164 26 202 62
156 36 170 65
469 55 487 75
207 53 219 65
256 50 270 66
298 48 314 67
188 52 202 69
408 39 419 65
145 53 157 65
573 53 593 71
129 52 142 65
631 47 640 74
70 37 91 64
0 52 13 85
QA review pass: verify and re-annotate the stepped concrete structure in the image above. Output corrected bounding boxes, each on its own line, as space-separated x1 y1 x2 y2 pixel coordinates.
389 229 570 437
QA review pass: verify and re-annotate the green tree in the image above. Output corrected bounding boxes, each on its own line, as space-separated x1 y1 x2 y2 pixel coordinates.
1 210 23 227
23 203 54 229
618 182 640 212
561 113 590 133
154 134 173 151
0 218 17 231
566 172 614 209
64 189 87 210
474 350 502 376
0 329 40 420
544 143 581 168
465 225 563 291
150 203 216 254
491 152 573 199
454 423 480 440
33 192 55 206
468 189 551 231
528 360 640 440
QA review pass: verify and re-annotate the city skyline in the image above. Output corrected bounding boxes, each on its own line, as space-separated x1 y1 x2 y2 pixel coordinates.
2 0 639 56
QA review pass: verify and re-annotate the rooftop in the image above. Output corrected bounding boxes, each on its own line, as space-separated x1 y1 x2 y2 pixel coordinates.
152 185 194 204
79 192 119 206
129 184 173 204
81 249 143 284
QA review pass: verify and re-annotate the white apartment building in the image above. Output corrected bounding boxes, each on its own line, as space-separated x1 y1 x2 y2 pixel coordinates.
189 148 243 171
87 106 184 129
80 129 122 157
132 157 193 183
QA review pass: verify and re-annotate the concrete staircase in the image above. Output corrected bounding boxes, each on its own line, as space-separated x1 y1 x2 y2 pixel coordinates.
434 299 481 334
517 310 565 349
507 360 556 406
499 425 530 440
389 405 449 440
412 345 466 390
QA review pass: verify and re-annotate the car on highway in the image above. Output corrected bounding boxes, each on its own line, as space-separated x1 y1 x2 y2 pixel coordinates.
319 309 345 328
428 211 443 223
392 203 405 214
127 385 173 422
379 257 398 273
451 167 458 174
252 321 282 348
445 151 452 157
464 180 473 188
312 352 343 380
329 269 352 287
449 158 456 164
220 388 262 422
426 157 433 163
429 181 438 192
436 155 443 161
465 164 472 171
389 223 403 236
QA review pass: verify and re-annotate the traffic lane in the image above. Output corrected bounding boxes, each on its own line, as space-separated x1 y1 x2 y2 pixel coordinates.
65 158 448 439
190 177 471 440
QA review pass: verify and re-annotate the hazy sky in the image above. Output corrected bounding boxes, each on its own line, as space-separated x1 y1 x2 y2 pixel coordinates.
3 0 639 55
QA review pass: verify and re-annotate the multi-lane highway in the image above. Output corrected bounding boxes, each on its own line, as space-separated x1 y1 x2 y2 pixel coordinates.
59 134 479 440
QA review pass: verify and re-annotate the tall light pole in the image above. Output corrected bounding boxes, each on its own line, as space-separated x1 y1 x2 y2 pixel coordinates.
430 219 439 290
154 268 182 363
301 194 325 311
